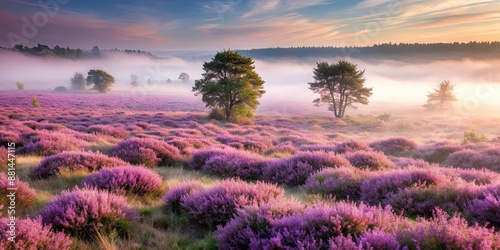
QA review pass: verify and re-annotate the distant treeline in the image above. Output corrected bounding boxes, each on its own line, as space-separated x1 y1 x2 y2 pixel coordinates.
0 44 157 59
236 41 500 61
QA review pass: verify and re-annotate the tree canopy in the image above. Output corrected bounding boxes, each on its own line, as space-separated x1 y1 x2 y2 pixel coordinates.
70 72 86 91
178 72 190 83
192 50 265 120
86 69 115 93
308 60 372 118
423 80 457 109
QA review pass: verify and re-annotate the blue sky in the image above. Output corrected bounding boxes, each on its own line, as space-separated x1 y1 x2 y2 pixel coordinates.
1 0 499 50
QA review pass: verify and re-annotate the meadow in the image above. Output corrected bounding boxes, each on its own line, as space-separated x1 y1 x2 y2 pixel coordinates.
0 91 499 249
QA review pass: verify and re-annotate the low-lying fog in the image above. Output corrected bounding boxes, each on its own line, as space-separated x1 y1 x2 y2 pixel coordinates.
0 50 499 116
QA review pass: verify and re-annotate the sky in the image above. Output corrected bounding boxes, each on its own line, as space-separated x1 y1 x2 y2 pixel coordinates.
1 0 500 50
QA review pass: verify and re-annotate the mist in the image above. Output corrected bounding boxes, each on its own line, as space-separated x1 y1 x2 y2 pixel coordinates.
0 50 499 116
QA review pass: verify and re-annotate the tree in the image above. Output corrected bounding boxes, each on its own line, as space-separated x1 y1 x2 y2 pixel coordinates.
70 72 86 90
178 72 190 83
193 50 265 120
90 45 100 57
130 74 140 87
15 81 24 90
86 69 115 93
308 60 373 118
423 80 457 109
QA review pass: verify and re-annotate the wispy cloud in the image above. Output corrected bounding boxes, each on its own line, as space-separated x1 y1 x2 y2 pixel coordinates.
414 12 500 29
241 0 331 18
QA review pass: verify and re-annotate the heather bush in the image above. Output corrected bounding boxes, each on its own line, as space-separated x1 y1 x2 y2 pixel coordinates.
215 199 305 250
87 124 129 139
441 167 500 185
396 208 496 250
187 148 228 170
463 184 500 229
83 166 164 197
369 137 418 156
392 157 433 168
359 168 445 206
344 150 396 170
202 150 266 179
109 138 181 167
414 141 462 163
30 151 128 179
0 146 7 168
0 217 72 250
332 140 372 154
180 179 285 229
0 131 21 147
299 144 337 152
19 132 90 156
164 180 204 213
0 173 36 212
303 167 368 200
41 187 138 240
263 151 352 185
445 147 500 172
356 230 400 250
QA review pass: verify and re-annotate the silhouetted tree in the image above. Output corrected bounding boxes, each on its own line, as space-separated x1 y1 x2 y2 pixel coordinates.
70 72 86 90
308 60 372 118
178 72 190 83
193 50 265 120
90 45 100 57
86 69 115 93
423 80 457 109
130 74 140 87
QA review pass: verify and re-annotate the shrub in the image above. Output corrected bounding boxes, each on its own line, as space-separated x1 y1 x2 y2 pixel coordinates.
441 167 500 185
87 125 129 139
393 157 432 168
180 179 284 229
16 81 24 90
0 173 36 212
40 187 138 240
299 144 337 152
202 150 266 179
332 140 372 154
208 108 226 121
396 208 496 250
83 166 164 197
164 181 204 213
359 168 445 206
414 141 462 163
303 167 367 200
54 86 68 92
356 230 400 249
109 138 181 167
30 151 128 179
445 147 500 172
187 148 228 170
0 217 72 250
463 185 500 229
19 131 90 156
369 137 418 156
463 129 488 144
344 150 395 170
0 131 21 147
263 151 352 185
0 146 7 169
32 97 40 108
215 199 305 250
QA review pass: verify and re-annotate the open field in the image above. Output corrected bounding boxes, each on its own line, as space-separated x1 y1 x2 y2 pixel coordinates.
0 91 499 249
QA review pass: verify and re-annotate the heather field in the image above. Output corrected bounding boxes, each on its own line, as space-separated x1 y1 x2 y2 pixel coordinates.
1 91 500 249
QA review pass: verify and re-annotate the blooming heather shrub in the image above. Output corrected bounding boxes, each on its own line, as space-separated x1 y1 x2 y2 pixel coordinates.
356 230 400 250
19 132 90 156
180 179 285 229
83 166 164 197
463 185 500 229
0 217 72 250
251 202 405 249
202 150 266 179
299 144 337 152
344 150 396 170
187 148 228 170
360 168 445 206
0 131 21 147
441 167 500 185
396 208 496 250
393 157 432 168
164 181 204 213
263 151 352 185
87 124 129 139
0 146 7 168
414 141 463 163
109 138 181 167
369 137 418 156
41 187 138 240
333 140 372 154
0 173 36 212
215 199 305 250
30 151 128 179
37 123 67 131
445 147 500 172
303 167 367 200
